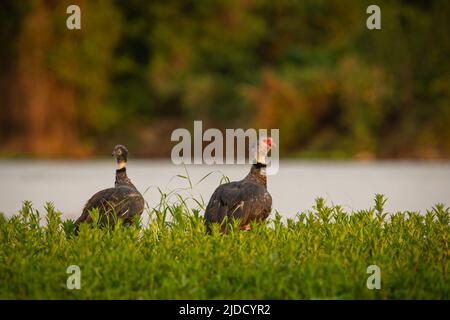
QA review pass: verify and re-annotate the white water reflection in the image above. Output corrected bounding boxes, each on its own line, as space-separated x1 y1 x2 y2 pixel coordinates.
1 160 449 220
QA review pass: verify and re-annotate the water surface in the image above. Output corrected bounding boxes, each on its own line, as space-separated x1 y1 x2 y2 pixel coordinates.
1 160 449 220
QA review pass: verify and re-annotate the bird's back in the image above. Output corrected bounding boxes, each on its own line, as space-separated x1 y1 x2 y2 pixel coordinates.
204 178 272 231
76 185 144 229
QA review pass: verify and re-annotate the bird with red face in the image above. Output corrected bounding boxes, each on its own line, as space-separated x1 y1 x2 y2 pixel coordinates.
204 136 274 233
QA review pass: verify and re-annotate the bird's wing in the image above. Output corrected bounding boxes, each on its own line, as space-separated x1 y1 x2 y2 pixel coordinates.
76 188 119 225
117 187 145 225
205 181 272 227
205 182 241 224
76 187 144 226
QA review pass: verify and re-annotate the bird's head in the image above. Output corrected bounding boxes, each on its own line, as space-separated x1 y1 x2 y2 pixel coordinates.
254 136 275 164
112 144 129 168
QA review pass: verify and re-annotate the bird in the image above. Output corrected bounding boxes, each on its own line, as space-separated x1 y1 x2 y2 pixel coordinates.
75 145 145 232
204 136 274 233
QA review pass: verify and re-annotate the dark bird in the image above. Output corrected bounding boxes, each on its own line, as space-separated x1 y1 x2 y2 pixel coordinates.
75 145 145 232
204 137 274 233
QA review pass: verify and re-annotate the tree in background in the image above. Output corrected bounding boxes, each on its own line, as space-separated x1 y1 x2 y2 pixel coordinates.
0 0 449 159
0 0 120 157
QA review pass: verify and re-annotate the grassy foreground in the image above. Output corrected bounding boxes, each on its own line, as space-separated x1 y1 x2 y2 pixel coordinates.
0 195 448 299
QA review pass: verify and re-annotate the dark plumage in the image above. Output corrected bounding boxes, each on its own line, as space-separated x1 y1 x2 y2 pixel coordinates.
204 137 273 233
75 145 144 232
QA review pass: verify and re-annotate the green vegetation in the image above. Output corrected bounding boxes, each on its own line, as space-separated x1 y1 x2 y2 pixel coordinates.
0 195 448 299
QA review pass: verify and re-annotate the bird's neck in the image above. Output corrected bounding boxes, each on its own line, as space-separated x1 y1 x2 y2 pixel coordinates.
115 167 135 188
118 161 126 170
246 163 267 186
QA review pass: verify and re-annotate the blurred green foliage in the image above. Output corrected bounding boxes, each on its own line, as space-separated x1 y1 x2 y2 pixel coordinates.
0 196 448 299
0 0 449 158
